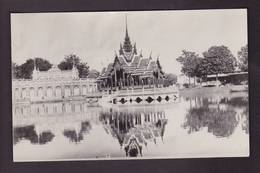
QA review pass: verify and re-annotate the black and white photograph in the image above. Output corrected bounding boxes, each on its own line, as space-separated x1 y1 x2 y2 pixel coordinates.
11 9 249 161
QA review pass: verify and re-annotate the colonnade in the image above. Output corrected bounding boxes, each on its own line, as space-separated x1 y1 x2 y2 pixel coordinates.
12 79 98 102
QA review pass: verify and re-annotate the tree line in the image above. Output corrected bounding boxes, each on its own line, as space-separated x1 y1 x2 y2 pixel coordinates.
12 54 100 79
12 53 177 86
176 45 248 85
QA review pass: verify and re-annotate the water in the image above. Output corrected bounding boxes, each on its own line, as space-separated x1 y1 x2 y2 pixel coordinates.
13 93 249 161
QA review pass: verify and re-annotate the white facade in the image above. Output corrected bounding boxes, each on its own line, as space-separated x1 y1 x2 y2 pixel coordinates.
12 65 98 103
32 65 79 80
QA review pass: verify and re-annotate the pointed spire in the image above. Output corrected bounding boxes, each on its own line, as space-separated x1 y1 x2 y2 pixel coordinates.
133 42 137 54
72 58 76 70
140 49 143 57
119 43 123 55
124 14 130 44
33 58 38 71
125 14 128 38
149 51 153 59
34 58 36 70
122 14 133 61
114 50 118 57
157 54 160 60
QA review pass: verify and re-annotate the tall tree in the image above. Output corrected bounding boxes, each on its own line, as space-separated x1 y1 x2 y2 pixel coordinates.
237 44 248 72
58 54 89 78
35 57 52 71
196 58 212 81
177 50 201 85
202 45 237 75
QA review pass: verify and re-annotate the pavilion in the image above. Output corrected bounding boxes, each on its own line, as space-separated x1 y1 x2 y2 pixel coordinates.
98 19 165 91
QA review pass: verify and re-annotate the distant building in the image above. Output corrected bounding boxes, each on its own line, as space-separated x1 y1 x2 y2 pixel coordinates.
12 63 97 103
206 72 248 85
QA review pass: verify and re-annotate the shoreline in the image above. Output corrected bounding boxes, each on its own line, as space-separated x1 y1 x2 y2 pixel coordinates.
179 85 248 98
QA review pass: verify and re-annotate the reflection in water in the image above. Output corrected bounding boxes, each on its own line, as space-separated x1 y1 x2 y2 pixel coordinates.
13 94 249 160
63 121 91 143
183 106 238 137
99 109 167 157
14 125 54 145
183 96 248 138
222 97 249 135
242 106 249 134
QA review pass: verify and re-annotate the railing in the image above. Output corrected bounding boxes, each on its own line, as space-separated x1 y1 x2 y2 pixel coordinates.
102 86 178 97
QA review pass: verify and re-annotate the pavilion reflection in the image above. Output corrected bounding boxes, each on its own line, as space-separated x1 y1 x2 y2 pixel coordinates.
183 96 248 137
99 108 167 157
13 125 54 145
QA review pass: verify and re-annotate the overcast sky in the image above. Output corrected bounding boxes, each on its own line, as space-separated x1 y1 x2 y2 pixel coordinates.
11 9 247 75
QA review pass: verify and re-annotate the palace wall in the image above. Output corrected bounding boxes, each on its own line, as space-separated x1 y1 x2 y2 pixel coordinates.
12 78 98 103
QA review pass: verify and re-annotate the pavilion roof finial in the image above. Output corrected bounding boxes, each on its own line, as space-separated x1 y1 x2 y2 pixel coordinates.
125 14 128 38
149 51 153 59
114 50 118 57
33 58 37 71
122 14 132 55
140 49 143 57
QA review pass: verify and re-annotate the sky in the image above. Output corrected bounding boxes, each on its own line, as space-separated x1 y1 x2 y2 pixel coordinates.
11 9 247 75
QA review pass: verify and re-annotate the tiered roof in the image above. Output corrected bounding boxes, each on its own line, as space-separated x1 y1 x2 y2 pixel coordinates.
99 20 162 79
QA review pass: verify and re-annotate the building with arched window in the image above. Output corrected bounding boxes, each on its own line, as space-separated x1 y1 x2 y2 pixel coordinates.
12 64 98 103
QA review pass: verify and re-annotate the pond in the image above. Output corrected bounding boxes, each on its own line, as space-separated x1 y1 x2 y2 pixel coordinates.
13 92 249 161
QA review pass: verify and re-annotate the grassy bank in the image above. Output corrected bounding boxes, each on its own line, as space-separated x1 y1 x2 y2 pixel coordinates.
179 85 248 98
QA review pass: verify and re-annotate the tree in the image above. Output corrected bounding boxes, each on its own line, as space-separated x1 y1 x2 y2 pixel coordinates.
238 44 248 72
202 45 237 75
58 54 89 78
163 73 177 86
177 50 202 85
12 62 19 79
87 69 100 79
182 97 239 137
35 57 52 71
183 105 238 137
196 58 212 81
14 58 52 79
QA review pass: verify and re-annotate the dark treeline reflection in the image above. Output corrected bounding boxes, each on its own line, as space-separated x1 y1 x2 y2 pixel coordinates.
99 108 168 157
221 96 249 134
13 125 54 145
183 96 248 137
63 121 91 143
220 97 248 107
242 106 249 134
